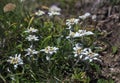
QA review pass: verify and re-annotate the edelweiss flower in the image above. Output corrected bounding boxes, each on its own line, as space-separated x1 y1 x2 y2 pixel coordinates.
78 30 94 36
40 46 59 55
73 43 84 58
24 45 39 57
49 5 61 12
46 56 50 60
92 15 97 21
24 27 38 33
84 12 91 17
66 30 93 39
66 30 80 39
35 10 45 16
82 48 99 62
48 11 61 16
79 12 91 20
48 5 61 16
66 18 79 29
26 35 39 41
7 54 23 69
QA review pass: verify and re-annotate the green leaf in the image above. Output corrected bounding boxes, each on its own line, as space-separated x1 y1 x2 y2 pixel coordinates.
41 35 52 47
112 46 118 54
97 79 114 83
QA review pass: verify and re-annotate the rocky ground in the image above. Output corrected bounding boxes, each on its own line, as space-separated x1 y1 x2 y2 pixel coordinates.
95 5 120 83
82 1 120 82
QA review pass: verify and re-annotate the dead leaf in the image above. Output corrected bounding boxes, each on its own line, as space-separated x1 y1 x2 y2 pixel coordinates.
41 5 49 10
3 3 16 13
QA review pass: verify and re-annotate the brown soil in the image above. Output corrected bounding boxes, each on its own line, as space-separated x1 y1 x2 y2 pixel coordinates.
93 4 120 83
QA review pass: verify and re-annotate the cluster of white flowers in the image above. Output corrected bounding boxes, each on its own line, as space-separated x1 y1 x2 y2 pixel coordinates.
26 35 39 41
66 12 97 30
73 44 100 62
33 5 61 17
73 43 84 58
25 27 39 41
40 46 59 60
35 10 45 16
65 12 100 62
40 46 59 55
7 9 99 70
25 27 39 56
7 54 23 69
66 18 79 29
79 12 97 21
66 30 94 38
49 5 61 12
48 11 61 16
82 48 99 62
66 31 80 38
78 30 94 36
48 5 61 16
79 12 91 20
24 45 39 57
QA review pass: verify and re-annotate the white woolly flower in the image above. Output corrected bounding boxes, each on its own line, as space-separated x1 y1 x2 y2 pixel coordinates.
35 10 45 16
66 18 79 29
24 27 38 33
49 5 61 12
66 31 80 39
66 30 94 39
84 12 91 17
92 15 97 21
82 48 99 62
46 56 50 60
7 54 23 69
26 35 39 41
79 12 91 20
73 43 84 58
24 45 39 57
78 30 94 36
48 5 61 16
40 46 59 55
48 11 61 16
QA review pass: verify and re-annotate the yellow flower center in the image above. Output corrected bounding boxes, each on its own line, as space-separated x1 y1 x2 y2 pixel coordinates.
11 58 18 64
70 18 75 23
88 52 94 57
77 48 82 54
70 32 75 37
